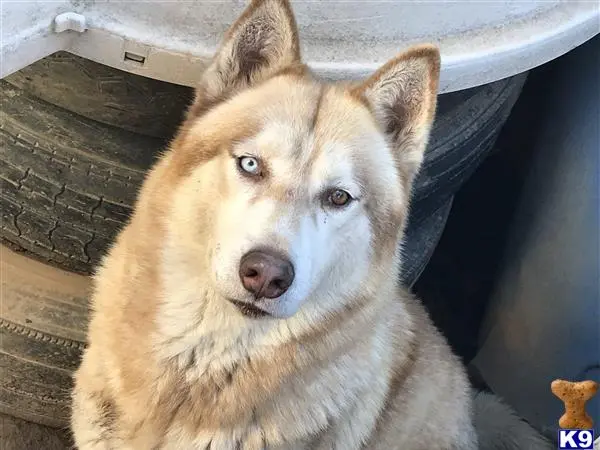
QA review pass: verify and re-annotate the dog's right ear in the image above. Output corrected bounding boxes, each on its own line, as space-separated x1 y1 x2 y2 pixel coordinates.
188 0 301 118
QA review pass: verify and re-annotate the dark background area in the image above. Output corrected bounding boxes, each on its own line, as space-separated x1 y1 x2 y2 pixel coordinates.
414 58 566 364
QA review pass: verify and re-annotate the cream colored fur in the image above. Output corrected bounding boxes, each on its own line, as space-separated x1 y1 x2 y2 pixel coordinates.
71 1 550 449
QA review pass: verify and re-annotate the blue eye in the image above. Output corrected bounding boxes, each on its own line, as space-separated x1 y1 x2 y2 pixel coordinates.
238 156 261 175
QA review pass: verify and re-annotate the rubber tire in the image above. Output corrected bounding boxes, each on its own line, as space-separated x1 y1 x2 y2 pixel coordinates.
4 51 193 140
0 194 451 427
1 80 162 274
1 57 525 274
401 198 453 287
0 245 89 428
412 72 526 221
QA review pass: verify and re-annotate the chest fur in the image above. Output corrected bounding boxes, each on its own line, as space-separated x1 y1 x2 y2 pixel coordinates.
141 337 389 450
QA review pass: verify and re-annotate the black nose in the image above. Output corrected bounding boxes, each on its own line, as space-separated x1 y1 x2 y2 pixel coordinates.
239 249 294 299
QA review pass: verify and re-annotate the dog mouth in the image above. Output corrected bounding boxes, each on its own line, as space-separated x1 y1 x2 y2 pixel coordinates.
228 299 272 318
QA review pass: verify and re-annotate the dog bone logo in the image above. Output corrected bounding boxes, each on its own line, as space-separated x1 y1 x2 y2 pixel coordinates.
551 379 598 430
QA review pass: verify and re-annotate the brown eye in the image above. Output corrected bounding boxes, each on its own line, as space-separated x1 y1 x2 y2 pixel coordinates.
328 189 352 207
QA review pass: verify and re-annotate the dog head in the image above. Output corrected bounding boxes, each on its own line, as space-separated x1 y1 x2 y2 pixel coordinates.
158 0 440 321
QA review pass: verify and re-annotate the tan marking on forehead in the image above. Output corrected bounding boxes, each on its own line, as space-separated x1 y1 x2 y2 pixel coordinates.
187 63 311 121
236 80 324 203
305 86 357 173
170 69 319 183
309 85 326 133
347 82 372 111
313 86 379 145
167 111 262 184
302 86 384 198
270 63 312 81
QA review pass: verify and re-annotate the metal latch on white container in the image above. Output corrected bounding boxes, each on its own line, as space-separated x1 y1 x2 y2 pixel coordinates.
54 12 87 33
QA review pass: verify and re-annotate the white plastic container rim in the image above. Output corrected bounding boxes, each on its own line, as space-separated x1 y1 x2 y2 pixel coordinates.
2 1 599 93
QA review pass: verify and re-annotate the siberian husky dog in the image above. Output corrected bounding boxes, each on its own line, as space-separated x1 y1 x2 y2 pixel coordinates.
71 1 552 449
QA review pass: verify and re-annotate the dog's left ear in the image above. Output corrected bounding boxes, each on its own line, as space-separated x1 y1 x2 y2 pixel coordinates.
189 0 301 118
351 45 440 183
